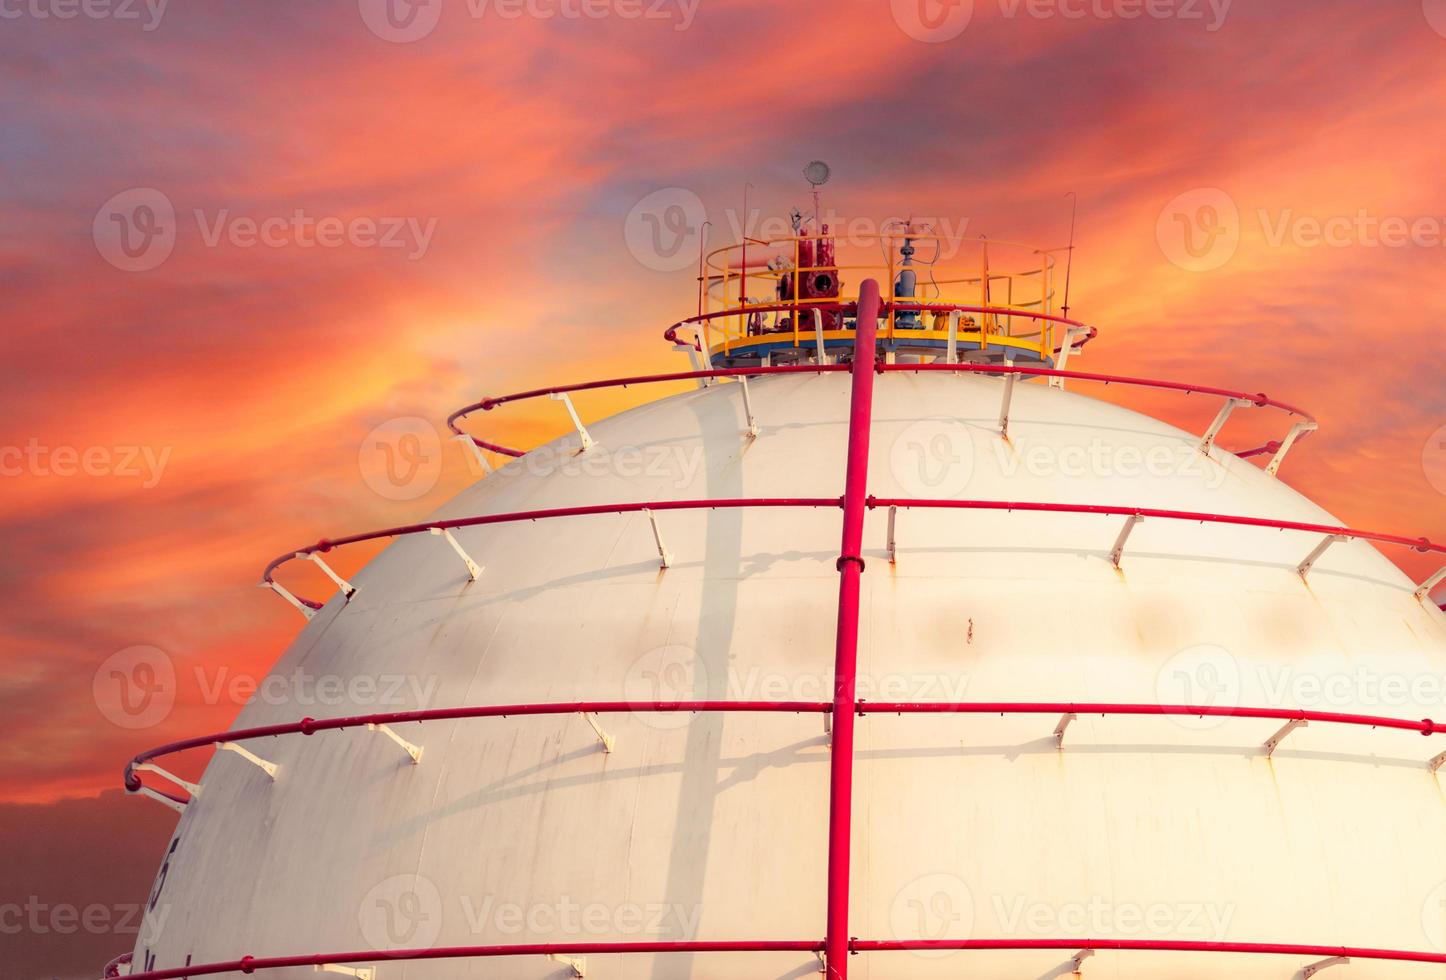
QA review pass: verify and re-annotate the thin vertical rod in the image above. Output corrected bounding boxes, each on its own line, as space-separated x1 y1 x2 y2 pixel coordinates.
824 278 881 980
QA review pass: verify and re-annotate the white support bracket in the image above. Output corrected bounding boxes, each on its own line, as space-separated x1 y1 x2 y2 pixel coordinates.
1109 514 1145 569
946 310 960 364
130 785 187 814
1297 534 1345 579
739 376 760 438
260 580 316 620
315 966 373 980
430 527 482 580
886 505 899 564
134 762 201 798
1071 948 1095 975
299 552 356 599
1263 718 1308 757
1053 712 1078 748
814 950 827 975
547 953 585 977
219 741 278 779
367 723 423 764
1302 955 1349 978
454 433 494 476
1049 328 1087 387
644 508 673 568
812 308 827 365
1427 747 1446 773
550 391 595 451
1199 397 1252 454
676 344 709 389
1265 420 1318 477
1414 565 1446 602
582 712 615 754
997 371 1017 439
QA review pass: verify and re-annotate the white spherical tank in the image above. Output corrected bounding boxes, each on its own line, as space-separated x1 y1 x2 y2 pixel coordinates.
122 362 1446 980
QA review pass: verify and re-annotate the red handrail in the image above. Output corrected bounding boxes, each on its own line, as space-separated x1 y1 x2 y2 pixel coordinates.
125 698 1444 800
448 360 1311 462
105 936 1446 980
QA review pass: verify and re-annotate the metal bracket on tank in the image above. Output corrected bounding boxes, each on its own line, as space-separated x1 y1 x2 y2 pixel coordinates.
1109 514 1144 569
945 310 961 364
430 527 483 580
219 741 278 779
886 505 899 564
298 552 356 599
582 713 615 753
739 375 760 438
1265 420 1317 477
1053 712 1078 748
130 785 188 814
997 370 1017 439
1414 565 1446 602
315 966 374 980
644 509 674 568
1070 948 1094 975
1263 718 1307 757
454 433 494 476
367 723 423 764
261 580 316 620
134 762 201 798
1198 397 1252 454
547 953 585 977
1302 955 1349 978
1429 749 1446 774
813 309 828 365
1296 534 1346 579
550 391 595 451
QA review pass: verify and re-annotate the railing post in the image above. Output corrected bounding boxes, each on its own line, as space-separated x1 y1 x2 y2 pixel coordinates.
824 279 880 980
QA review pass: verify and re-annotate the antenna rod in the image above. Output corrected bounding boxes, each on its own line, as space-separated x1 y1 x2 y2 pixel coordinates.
1061 191 1078 319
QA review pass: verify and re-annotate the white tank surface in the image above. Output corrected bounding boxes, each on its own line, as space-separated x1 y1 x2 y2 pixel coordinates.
118 220 1446 980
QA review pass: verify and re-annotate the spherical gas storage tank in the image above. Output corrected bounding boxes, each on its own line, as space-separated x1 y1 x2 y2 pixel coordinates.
121 306 1446 980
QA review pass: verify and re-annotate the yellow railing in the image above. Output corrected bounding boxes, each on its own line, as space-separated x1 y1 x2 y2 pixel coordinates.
699 232 1067 361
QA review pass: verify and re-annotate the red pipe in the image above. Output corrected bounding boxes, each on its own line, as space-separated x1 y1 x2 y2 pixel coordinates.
851 938 1446 963
824 279 882 980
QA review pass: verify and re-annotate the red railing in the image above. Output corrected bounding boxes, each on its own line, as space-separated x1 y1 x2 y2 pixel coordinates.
107 936 1446 979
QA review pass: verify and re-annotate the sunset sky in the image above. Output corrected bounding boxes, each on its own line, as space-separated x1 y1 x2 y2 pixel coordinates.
4 0 1446 975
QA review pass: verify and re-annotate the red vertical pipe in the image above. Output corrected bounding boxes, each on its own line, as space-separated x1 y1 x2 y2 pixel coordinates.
824 279 881 979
